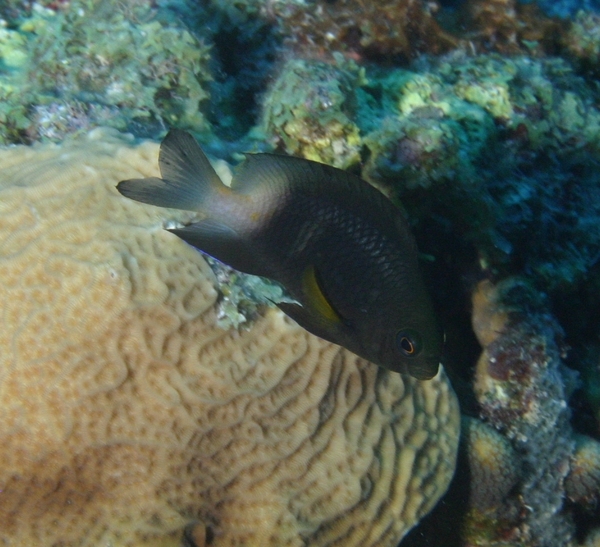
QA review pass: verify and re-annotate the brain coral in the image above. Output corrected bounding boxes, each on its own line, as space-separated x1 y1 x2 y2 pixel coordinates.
0 130 460 547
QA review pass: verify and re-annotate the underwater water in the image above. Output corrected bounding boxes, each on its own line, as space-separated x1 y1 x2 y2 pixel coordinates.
0 0 599 546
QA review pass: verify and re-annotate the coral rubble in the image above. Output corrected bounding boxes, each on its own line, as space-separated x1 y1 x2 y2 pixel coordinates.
0 132 460 546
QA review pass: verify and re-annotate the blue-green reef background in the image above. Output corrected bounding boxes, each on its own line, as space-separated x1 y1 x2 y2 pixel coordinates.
1 0 600 545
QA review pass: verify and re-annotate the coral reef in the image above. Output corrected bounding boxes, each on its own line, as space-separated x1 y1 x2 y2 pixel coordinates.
355 52 600 296
441 277 600 547
359 64 495 191
214 0 457 61
0 0 212 144
352 47 600 547
1 0 600 545
0 131 460 547
257 57 363 167
362 53 600 184
565 434 600 507
209 0 564 63
459 416 523 545
458 0 563 55
469 278 576 546
560 10 600 78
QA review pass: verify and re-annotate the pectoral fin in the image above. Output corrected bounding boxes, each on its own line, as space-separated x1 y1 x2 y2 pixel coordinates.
302 264 343 324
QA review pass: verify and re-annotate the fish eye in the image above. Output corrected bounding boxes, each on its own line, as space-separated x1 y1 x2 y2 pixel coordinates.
396 329 423 357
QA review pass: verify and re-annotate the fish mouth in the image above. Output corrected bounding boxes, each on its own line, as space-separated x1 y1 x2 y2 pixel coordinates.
409 369 437 381
408 357 440 380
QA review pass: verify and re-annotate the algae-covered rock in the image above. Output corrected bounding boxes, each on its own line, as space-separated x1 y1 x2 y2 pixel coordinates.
0 0 212 144
257 57 363 168
356 53 600 295
362 54 600 189
360 67 495 191
561 10 600 76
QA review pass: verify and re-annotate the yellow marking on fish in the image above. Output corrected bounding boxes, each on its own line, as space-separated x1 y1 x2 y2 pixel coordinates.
303 265 342 324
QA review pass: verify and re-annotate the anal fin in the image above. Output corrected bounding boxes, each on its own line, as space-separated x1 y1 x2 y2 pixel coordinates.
168 219 265 277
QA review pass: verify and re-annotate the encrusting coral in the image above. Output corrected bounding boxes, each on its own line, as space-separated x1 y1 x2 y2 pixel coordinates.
0 130 460 547
565 434 600 507
469 278 576 546
459 416 523 544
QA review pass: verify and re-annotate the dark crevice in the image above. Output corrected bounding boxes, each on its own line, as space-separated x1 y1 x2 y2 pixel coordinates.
203 13 281 142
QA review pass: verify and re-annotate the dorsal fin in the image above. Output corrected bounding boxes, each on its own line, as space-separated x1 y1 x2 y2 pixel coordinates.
230 153 409 237
158 129 223 193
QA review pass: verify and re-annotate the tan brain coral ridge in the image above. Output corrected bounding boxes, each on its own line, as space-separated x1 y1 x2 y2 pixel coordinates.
0 129 460 547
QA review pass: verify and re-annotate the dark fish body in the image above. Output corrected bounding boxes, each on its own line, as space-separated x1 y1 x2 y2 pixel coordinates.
117 130 443 379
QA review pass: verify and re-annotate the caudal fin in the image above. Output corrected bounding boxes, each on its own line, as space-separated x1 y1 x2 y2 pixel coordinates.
117 129 224 212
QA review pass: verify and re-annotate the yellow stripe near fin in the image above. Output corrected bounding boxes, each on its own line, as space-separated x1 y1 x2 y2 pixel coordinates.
302 265 342 324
